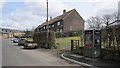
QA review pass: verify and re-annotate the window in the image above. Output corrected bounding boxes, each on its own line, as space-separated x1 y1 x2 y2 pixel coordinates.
59 28 63 32
43 26 46 29
56 29 59 32
37 29 39 31
39 28 42 31
52 24 54 27
41 28 42 30
70 26 72 30
57 21 60 25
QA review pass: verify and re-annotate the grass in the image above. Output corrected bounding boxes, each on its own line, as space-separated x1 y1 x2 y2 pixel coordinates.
55 36 83 49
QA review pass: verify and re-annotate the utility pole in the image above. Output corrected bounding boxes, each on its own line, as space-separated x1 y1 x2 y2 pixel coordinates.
46 0 49 48
118 1 120 20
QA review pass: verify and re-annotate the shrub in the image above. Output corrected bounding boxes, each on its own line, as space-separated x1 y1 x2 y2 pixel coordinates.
33 30 56 49
72 47 83 55
100 48 120 61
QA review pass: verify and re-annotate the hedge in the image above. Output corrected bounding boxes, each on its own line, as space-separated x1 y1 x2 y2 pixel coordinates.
33 30 56 49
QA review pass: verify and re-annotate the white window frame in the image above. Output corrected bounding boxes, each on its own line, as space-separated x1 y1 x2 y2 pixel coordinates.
37 29 39 31
52 24 54 27
43 26 46 29
59 28 63 32
57 21 60 25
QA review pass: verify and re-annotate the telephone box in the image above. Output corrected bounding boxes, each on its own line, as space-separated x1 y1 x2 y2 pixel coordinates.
84 29 101 58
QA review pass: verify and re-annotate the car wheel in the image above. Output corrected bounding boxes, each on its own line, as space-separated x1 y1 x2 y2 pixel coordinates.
24 45 27 49
34 46 37 49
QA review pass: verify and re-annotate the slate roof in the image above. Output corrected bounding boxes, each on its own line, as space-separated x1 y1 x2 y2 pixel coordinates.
36 9 76 28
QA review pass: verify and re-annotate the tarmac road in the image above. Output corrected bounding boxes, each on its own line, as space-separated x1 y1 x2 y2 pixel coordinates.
2 39 82 67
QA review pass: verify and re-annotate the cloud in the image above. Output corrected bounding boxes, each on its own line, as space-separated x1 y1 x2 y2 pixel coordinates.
1 18 22 29
9 9 46 29
25 0 66 17
0 0 5 19
1 0 119 30
1 8 46 30
1 0 67 30
95 1 119 16
0 0 5 9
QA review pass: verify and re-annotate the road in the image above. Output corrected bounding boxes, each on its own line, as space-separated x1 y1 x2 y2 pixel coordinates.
2 39 82 66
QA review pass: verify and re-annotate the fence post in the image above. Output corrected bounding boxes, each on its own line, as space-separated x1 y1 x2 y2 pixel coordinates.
71 40 73 51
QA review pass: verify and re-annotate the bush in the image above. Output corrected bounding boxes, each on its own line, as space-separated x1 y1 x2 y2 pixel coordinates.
100 48 120 61
33 30 56 49
72 47 83 55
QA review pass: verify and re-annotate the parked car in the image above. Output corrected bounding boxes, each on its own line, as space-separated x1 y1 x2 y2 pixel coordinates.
12 38 20 43
24 41 37 49
18 38 27 45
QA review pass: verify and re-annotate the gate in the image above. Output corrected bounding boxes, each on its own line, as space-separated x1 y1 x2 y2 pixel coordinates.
71 40 79 51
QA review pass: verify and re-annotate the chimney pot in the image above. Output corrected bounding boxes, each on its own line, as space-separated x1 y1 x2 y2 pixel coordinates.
50 17 52 20
63 9 66 14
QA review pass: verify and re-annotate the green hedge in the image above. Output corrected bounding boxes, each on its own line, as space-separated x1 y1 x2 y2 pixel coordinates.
100 48 120 61
33 30 56 49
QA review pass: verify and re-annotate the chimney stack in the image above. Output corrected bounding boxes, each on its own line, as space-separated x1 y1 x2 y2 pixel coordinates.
50 17 52 20
63 9 66 14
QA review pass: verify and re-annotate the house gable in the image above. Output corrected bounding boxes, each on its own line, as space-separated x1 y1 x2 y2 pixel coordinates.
63 9 84 32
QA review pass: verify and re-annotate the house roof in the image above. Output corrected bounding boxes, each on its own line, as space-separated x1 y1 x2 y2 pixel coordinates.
36 9 76 29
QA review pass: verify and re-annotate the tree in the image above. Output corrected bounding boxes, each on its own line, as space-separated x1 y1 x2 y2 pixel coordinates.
102 14 111 26
86 16 103 29
102 12 120 50
24 28 34 38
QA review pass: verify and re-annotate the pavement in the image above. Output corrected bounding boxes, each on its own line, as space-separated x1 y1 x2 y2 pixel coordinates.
61 52 120 68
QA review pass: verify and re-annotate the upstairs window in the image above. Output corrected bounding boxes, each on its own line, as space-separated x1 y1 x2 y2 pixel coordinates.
39 28 41 31
57 21 60 25
43 26 46 29
59 28 63 32
52 24 54 27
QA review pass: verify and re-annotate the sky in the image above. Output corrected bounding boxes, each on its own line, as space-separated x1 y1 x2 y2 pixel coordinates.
0 0 119 30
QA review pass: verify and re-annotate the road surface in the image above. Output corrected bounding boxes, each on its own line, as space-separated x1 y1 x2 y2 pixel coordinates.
2 39 81 66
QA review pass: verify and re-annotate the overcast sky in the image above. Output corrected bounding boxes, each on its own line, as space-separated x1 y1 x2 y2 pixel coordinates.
0 0 119 30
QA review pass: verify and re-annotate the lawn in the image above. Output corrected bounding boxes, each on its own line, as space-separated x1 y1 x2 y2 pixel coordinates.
55 36 83 49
